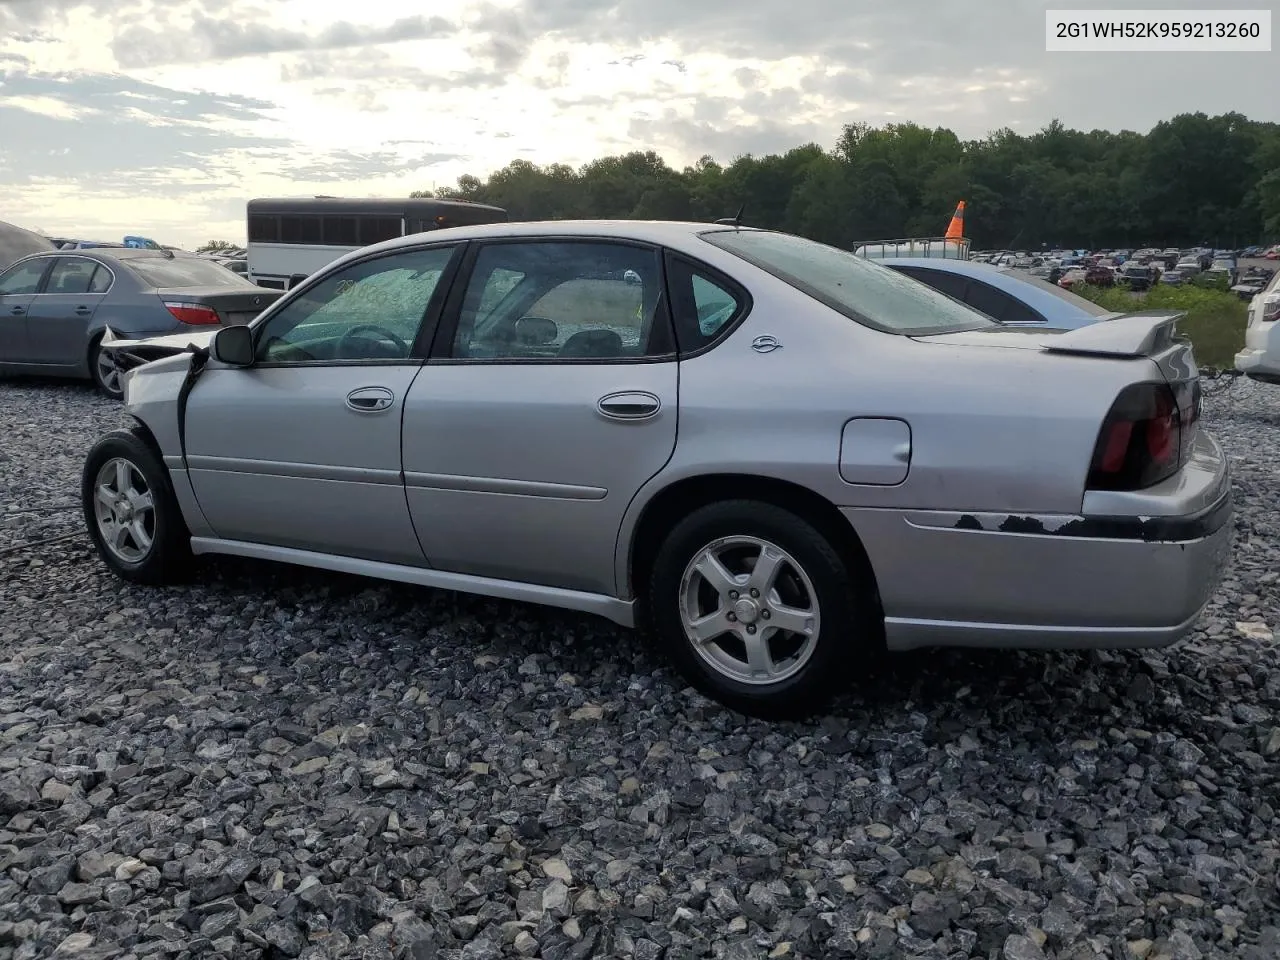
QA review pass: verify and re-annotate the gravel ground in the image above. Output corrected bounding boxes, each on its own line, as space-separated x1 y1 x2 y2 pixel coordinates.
0 373 1277 960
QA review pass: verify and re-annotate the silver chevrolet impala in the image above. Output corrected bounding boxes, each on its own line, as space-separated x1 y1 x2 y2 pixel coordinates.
82 221 1233 718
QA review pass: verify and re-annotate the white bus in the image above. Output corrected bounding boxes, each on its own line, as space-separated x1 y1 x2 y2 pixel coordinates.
246 197 508 290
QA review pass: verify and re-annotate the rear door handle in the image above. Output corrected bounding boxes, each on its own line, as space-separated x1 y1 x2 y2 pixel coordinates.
346 386 395 413
597 391 662 421
8 307 23 316
75 306 93 316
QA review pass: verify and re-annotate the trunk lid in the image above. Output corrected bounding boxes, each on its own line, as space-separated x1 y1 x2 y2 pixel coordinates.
917 310 1202 462
154 286 282 326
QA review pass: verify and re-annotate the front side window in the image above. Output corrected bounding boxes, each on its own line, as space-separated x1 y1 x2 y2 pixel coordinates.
0 258 50 296
448 241 668 360
702 230 998 335
256 245 456 363
127 257 252 289
45 258 104 295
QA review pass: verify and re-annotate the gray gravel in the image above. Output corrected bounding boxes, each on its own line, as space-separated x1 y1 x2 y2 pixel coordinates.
1 372 1278 960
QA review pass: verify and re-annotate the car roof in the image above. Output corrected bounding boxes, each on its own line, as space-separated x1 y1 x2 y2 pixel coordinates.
14 247 200 266
368 219 753 254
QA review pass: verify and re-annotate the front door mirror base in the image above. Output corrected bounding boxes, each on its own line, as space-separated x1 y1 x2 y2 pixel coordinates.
212 325 255 367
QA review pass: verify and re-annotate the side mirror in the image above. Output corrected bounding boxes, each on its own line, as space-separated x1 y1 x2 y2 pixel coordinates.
212 325 255 367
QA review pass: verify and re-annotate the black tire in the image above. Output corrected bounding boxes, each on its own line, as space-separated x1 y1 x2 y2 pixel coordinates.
82 428 192 584
647 499 873 720
88 336 124 400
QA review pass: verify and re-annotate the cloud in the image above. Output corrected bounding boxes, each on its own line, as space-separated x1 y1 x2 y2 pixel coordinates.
112 11 457 68
0 69 287 188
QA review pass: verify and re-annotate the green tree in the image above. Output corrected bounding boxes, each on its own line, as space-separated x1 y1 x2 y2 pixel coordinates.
413 111 1280 248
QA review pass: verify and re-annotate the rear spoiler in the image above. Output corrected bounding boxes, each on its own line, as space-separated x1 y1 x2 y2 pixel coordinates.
1040 310 1184 359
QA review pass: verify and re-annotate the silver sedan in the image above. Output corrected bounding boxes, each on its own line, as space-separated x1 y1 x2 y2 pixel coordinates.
81 220 1232 718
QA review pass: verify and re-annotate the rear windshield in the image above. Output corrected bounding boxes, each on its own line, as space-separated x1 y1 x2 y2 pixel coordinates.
700 230 996 335
126 256 253 289
1002 271 1113 317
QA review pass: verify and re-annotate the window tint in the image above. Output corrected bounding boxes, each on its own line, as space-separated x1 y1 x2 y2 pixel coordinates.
1005 272 1113 317
256 245 455 363
44 258 103 295
323 217 359 246
666 255 747 351
448 242 667 360
361 218 403 245
127 257 252 289
964 279 1041 324
88 266 111 293
0 258 50 296
248 215 279 243
702 230 996 335
891 265 970 302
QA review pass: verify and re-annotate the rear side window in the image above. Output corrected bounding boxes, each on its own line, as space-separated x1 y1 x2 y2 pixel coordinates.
665 253 749 353
45 258 101 295
126 257 252 289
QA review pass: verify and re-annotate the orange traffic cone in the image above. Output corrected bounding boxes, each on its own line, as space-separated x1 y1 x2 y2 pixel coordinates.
945 201 966 240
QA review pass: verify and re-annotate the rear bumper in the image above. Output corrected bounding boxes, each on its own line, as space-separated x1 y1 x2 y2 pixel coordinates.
1236 322 1280 378
847 432 1233 651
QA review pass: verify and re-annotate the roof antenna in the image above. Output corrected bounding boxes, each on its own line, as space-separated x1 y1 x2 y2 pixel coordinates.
714 203 745 228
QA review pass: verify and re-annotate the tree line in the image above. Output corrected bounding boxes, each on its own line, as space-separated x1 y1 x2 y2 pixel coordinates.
412 113 1280 251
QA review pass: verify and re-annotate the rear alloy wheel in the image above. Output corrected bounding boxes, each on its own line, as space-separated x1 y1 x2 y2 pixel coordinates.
82 428 191 584
89 338 124 400
648 500 870 719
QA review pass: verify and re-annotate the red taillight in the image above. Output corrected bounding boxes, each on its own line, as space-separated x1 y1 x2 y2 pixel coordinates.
164 302 221 326
1087 383 1182 491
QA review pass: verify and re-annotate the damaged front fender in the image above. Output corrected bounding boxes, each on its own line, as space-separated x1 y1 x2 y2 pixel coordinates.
100 326 219 374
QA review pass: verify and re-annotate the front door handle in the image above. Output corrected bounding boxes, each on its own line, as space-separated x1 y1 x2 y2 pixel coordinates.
597 391 662 421
346 386 395 413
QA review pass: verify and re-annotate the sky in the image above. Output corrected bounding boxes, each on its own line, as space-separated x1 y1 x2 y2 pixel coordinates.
0 0 1275 249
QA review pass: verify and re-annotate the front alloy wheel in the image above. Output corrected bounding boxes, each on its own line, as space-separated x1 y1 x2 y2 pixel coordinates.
82 428 192 584
92 458 156 564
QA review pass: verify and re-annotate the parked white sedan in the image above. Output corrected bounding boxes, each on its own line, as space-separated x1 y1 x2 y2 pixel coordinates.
83 221 1231 718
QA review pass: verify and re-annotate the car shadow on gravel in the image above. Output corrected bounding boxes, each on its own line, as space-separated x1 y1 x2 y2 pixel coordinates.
198 553 1169 739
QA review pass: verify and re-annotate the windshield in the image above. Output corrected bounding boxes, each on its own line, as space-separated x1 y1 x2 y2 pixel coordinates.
125 256 253 289
700 229 996 334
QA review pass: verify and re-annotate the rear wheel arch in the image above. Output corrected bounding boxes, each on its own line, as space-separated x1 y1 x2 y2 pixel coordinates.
626 473 882 627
